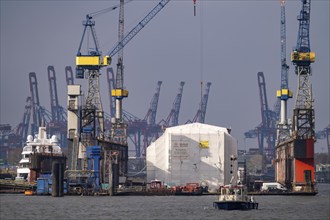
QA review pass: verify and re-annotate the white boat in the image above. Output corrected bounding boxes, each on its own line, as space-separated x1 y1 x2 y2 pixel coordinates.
213 155 258 210
16 125 62 182
213 184 258 210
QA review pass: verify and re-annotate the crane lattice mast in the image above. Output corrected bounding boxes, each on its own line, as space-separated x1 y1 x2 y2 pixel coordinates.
291 0 315 139
276 0 293 144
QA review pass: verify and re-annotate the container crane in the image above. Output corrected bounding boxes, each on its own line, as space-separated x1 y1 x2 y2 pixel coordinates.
159 81 185 129
65 66 74 85
48 66 68 147
29 72 52 135
316 125 330 161
143 81 163 152
187 82 211 123
144 81 162 126
257 72 277 160
1 97 32 148
15 97 32 145
275 0 317 194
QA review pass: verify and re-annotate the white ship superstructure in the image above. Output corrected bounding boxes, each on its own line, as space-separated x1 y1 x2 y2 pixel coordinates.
16 125 62 181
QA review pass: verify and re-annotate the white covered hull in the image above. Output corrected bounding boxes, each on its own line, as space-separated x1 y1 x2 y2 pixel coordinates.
147 123 237 192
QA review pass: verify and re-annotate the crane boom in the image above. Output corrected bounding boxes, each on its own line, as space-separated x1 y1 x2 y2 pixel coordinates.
144 81 162 125
48 66 61 122
107 0 170 57
160 81 185 128
65 66 74 85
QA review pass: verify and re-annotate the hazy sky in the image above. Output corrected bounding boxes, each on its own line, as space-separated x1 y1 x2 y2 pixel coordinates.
1 0 329 152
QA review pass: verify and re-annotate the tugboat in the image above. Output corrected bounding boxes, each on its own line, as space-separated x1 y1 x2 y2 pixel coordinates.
213 155 258 210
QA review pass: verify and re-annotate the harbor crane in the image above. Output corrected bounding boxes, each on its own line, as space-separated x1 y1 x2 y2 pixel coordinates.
316 125 330 162
75 0 170 144
65 66 74 85
275 0 317 194
276 0 293 145
187 82 212 123
1 97 32 148
257 72 277 160
29 72 52 135
15 97 32 145
291 0 315 140
142 81 163 154
159 81 185 129
48 66 68 147
68 0 172 193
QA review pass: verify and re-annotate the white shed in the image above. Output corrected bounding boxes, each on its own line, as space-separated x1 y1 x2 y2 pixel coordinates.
146 123 237 192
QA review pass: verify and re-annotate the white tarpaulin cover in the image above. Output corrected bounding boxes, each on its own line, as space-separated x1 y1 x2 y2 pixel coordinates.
147 123 237 192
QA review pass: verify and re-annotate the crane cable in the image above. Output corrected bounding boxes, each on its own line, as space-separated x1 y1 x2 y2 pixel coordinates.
199 0 204 111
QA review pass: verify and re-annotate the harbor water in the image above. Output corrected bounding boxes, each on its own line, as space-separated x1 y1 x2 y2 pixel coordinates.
1 184 329 220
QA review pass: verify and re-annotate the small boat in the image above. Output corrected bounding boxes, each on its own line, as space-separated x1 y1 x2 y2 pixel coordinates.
213 184 258 210
213 154 258 210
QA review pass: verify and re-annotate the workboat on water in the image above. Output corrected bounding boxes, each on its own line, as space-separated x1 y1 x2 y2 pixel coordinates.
213 155 258 210
15 124 62 182
213 184 258 210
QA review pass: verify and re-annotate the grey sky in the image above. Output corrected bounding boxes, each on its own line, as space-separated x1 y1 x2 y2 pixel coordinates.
1 0 329 152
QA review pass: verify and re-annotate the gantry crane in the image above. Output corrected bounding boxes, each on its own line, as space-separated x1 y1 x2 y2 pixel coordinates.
256 72 277 160
15 97 32 145
29 72 52 135
316 125 330 162
48 66 68 147
142 81 163 153
275 0 317 193
159 81 185 129
65 66 74 85
187 82 211 123
1 97 32 148
244 72 277 163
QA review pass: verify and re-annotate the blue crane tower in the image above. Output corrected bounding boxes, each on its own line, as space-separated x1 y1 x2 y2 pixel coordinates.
291 0 315 139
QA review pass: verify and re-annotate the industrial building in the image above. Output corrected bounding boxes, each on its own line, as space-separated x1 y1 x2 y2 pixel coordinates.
147 123 237 192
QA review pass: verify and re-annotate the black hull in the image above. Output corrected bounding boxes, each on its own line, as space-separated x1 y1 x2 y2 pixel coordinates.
248 191 318 196
213 201 258 210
